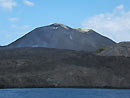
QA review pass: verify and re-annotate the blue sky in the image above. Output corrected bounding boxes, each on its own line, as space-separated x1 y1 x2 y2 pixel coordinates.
0 0 130 45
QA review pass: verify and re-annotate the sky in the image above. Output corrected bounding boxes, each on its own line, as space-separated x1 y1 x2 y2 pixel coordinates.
0 0 130 45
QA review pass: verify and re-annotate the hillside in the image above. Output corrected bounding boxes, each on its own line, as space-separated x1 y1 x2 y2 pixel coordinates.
99 42 130 57
0 47 130 88
8 23 115 52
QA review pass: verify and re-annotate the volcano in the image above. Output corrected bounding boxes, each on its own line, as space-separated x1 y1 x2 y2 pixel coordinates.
8 23 115 51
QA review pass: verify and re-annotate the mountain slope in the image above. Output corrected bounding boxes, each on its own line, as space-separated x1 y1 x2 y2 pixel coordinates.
0 47 130 88
8 23 115 51
99 42 130 57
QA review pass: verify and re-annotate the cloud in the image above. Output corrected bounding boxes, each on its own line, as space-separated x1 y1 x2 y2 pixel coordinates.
23 0 34 6
0 0 16 10
82 5 130 42
116 4 124 10
11 24 30 29
8 17 19 22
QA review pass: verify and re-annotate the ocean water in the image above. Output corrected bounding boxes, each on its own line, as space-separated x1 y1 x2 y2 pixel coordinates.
0 88 130 98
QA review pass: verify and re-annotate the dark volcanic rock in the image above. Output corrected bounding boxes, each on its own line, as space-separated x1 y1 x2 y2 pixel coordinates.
0 46 6 50
8 23 115 51
99 42 130 57
0 47 130 88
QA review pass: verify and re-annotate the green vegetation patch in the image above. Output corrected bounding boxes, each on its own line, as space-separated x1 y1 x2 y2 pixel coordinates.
96 47 106 53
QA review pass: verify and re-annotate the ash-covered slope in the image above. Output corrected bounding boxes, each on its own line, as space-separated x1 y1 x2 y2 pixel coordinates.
0 47 130 88
8 23 115 51
0 46 5 50
99 42 130 57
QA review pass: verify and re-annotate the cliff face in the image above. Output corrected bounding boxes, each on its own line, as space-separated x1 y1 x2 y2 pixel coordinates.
99 42 130 57
0 47 130 88
8 23 115 52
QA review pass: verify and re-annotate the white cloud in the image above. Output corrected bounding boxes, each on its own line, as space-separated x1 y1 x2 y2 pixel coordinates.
23 0 34 6
0 0 16 10
11 24 30 29
82 5 130 42
116 5 124 10
8 17 19 22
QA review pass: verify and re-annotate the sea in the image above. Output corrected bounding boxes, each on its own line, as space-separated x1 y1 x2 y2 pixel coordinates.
0 88 130 98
